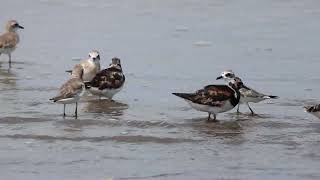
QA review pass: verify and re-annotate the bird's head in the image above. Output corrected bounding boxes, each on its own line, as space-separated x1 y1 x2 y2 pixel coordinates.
6 20 24 32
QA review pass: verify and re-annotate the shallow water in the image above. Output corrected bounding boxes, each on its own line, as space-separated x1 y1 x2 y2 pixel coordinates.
1 0 320 179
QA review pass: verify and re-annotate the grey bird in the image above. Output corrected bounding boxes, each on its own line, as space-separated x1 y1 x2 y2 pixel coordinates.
50 64 87 118
217 70 278 115
66 50 101 82
0 20 24 66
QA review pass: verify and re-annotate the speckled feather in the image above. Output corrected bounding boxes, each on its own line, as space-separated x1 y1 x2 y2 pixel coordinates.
305 104 320 112
173 85 237 107
89 67 125 90
50 65 84 102
51 79 84 102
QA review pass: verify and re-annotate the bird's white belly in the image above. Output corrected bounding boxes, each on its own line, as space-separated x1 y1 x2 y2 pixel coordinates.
0 47 15 54
186 100 234 114
308 111 320 119
89 86 123 99
56 96 80 104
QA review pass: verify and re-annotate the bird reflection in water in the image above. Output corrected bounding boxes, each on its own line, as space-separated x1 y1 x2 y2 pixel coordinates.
0 66 17 87
182 117 243 137
84 99 128 117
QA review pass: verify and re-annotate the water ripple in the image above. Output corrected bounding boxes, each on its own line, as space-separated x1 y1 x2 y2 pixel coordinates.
0 134 201 144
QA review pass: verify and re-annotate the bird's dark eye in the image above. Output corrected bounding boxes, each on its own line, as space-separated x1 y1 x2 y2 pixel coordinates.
225 73 231 77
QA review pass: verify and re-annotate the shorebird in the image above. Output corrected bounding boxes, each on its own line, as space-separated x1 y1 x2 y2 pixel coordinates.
305 104 320 119
0 20 24 66
50 64 86 117
85 57 125 100
216 70 278 115
172 77 243 121
67 50 101 82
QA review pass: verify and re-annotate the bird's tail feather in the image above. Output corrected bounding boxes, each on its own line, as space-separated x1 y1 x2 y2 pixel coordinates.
264 95 279 99
49 97 58 102
304 104 320 112
172 93 194 100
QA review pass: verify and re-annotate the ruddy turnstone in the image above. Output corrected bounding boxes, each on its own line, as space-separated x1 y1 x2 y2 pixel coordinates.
67 50 101 82
216 70 278 115
172 77 243 121
305 104 320 119
0 20 24 66
85 57 125 100
50 64 87 117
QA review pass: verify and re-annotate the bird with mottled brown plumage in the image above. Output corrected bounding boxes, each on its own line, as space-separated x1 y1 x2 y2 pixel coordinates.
85 57 125 100
172 78 243 121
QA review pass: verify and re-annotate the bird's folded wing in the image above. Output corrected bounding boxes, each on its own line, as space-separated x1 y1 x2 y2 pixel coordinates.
190 85 234 106
51 79 83 101
239 84 264 98
305 104 320 112
0 34 16 49
90 69 125 89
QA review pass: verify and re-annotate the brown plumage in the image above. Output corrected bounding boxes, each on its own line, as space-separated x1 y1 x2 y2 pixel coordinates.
173 85 237 107
85 57 125 100
50 79 84 102
0 20 24 65
89 67 125 90
88 57 125 90
51 64 84 102
0 32 19 49
172 78 243 121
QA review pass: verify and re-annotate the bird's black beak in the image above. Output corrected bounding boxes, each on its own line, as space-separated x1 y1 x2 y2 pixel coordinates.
216 76 223 80
18 25 24 29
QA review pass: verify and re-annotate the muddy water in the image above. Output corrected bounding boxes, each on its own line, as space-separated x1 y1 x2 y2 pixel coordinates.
1 0 320 179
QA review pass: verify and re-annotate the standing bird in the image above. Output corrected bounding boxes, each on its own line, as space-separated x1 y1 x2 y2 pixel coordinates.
66 50 101 82
86 57 125 100
305 104 320 119
172 78 243 121
216 70 278 115
50 64 86 117
0 20 24 66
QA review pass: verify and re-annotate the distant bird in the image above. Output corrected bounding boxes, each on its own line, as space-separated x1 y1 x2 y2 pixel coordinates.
50 64 86 117
172 77 243 121
66 50 101 82
0 20 24 66
305 104 320 119
217 70 278 115
85 57 125 100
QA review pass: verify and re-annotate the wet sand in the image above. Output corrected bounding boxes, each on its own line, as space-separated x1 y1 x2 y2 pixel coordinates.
1 0 320 179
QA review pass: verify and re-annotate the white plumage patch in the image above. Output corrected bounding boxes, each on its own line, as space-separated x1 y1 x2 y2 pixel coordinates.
89 86 124 99
186 100 234 114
